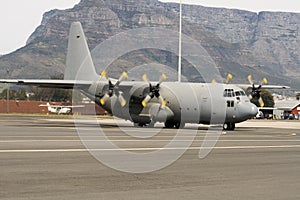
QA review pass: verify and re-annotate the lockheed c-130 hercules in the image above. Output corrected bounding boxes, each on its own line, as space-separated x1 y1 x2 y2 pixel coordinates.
0 22 289 130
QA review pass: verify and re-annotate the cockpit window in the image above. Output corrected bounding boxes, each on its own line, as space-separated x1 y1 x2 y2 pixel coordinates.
223 89 235 97
234 90 246 96
235 91 241 96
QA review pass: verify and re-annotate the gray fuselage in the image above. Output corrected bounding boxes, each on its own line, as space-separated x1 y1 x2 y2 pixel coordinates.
91 81 258 126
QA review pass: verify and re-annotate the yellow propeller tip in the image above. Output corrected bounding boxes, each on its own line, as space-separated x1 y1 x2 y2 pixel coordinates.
228 74 233 79
142 101 147 108
161 101 167 107
100 99 105 106
101 71 107 77
263 78 268 84
162 74 167 80
212 79 216 84
142 74 147 80
122 72 128 78
260 103 265 108
121 101 127 107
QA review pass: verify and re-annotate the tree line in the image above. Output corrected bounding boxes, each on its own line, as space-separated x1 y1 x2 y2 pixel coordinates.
0 87 72 102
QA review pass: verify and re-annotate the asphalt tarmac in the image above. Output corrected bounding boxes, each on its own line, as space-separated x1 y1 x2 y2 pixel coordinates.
0 115 300 200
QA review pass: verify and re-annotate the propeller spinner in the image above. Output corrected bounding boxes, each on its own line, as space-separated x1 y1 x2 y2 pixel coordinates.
247 75 268 107
141 74 167 108
98 71 128 107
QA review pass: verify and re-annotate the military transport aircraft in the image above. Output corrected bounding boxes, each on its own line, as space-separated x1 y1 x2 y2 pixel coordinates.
0 22 289 130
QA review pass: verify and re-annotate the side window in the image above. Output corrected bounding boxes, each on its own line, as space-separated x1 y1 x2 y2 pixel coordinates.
224 89 235 97
227 101 231 107
227 101 235 107
224 89 228 97
230 90 235 97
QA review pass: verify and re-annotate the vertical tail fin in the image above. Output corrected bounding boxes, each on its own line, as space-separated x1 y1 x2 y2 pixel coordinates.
46 103 51 112
64 22 98 81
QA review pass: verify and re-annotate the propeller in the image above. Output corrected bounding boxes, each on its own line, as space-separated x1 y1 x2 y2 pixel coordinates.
225 73 233 84
247 75 268 107
98 71 128 107
141 74 167 108
211 73 233 84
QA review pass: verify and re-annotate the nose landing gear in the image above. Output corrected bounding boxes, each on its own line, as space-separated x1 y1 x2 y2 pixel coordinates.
223 123 235 131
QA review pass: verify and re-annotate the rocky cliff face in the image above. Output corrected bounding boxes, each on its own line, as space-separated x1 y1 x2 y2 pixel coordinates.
0 0 299 88
168 3 300 86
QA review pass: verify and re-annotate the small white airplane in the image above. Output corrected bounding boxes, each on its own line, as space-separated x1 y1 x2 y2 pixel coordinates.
39 102 83 114
0 22 290 130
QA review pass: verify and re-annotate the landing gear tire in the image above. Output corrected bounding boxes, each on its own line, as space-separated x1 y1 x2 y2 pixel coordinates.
165 121 175 128
175 122 185 129
223 123 235 131
134 123 146 127
165 121 185 129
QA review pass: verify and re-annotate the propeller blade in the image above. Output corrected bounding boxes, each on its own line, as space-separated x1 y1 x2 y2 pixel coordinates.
248 75 254 85
226 73 233 84
158 74 167 86
260 77 268 86
258 97 264 107
158 95 167 108
99 71 128 108
101 71 108 79
118 93 127 107
142 74 150 85
211 79 217 84
100 93 110 106
142 95 152 107
248 94 253 100
115 72 128 87
141 74 166 108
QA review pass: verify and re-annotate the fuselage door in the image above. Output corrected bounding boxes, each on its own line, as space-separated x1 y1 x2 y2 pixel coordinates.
224 89 237 120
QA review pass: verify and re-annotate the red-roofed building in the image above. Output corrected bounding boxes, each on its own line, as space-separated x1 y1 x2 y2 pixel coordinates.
0 100 106 115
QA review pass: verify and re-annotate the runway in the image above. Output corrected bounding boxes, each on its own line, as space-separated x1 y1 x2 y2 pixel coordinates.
0 115 300 199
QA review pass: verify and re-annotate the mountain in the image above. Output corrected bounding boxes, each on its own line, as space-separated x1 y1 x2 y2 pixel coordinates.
0 0 299 88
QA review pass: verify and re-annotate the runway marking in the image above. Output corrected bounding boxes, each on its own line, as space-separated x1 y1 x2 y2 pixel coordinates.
1 145 300 153
0 139 300 143
0 134 296 138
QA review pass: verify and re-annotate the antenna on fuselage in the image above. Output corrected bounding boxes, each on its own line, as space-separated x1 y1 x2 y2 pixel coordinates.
178 0 182 82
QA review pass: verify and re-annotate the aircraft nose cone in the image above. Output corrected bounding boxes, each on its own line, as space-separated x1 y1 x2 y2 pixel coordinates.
250 105 259 116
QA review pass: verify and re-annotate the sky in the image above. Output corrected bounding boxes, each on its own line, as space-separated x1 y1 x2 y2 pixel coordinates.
0 0 80 55
0 0 299 55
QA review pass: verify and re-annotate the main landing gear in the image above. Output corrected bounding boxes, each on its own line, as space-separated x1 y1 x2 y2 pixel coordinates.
134 121 185 129
134 122 154 128
223 122 235 131
164 121 185 129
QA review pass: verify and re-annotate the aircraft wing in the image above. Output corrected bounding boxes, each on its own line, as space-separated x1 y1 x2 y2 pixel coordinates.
63 105 85 108
39 104 62 108
237 84 290 91
39 104 84 108
0 79 92 89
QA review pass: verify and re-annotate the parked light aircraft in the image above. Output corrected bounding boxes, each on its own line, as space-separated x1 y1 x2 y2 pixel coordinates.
39 102 83 114
0 22 289 130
